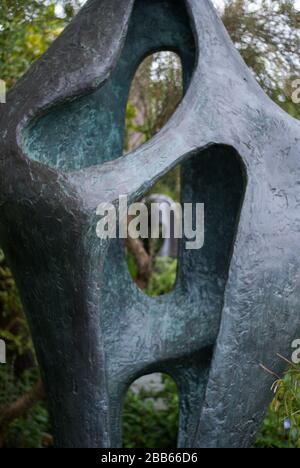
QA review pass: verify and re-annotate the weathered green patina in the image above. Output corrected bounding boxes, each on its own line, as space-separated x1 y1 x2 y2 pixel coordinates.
1 0 300 448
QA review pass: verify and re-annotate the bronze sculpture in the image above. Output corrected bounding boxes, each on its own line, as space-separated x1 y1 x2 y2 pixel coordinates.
1 0 300 448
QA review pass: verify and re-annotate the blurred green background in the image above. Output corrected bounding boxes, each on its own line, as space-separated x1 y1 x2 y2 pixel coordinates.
1 0 300 448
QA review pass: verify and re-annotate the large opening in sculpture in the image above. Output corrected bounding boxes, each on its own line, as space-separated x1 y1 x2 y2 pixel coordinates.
21 0 196 172
123 373 179 448
124 51 183 295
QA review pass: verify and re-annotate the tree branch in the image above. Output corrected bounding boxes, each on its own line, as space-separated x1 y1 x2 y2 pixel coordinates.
125 237 152 289
0 379 44 447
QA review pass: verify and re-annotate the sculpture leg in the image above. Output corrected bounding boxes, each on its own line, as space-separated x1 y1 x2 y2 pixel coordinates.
0 206 112 447
171 352 212 448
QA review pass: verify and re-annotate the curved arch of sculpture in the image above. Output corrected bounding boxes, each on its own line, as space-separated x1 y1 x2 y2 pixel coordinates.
1 0 300 448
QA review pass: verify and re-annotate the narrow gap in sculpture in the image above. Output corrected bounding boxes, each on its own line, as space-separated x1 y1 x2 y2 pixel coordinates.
123 373 179 448
124 51 183 296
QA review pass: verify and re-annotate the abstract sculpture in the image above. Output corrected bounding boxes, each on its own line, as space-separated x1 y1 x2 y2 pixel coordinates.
1 0 300 448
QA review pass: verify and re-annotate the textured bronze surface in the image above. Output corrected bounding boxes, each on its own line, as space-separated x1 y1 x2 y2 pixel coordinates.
1 0 300 448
